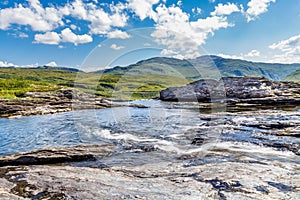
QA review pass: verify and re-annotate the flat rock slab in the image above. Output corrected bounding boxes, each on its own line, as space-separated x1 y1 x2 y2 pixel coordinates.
0 161 299 199
0 145 114 167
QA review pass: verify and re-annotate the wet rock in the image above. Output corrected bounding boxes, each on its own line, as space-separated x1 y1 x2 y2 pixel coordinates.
254 185 269 194
0 145 114 167
0 150 299 199
160 77 300 105
267 181 294 192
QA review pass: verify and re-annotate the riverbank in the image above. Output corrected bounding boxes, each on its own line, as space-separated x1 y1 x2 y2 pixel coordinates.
0 88 147 118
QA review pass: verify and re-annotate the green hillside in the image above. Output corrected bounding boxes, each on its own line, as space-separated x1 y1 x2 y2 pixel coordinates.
284 69 300 82
1 55 299 100
99 55 300 81
0 67 188 99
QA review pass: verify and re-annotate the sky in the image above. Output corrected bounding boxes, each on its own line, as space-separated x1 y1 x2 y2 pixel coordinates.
0 0 299 71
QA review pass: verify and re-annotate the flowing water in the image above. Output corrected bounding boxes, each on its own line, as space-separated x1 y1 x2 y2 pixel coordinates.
1 100 300 199
0 100 299 166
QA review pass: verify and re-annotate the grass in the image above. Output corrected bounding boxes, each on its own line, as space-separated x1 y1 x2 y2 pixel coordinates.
284 69 300 83
0 68 190 100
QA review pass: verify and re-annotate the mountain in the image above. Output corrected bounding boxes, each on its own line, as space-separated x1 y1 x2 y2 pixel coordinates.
0 66 82 72
97 55 300 81
284 69 300 82
36 65 83 72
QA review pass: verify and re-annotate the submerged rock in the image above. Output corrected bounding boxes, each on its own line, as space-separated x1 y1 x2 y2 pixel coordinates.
160 77 300 105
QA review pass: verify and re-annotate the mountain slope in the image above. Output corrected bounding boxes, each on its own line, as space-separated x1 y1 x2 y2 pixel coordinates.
284 69 300 82
98 55 300 81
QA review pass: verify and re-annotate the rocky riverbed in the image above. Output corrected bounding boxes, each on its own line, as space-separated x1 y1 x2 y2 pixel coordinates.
0 107 299 199
0 77 299 199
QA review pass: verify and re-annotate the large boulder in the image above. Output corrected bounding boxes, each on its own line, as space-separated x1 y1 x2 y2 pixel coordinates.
160 76 300 104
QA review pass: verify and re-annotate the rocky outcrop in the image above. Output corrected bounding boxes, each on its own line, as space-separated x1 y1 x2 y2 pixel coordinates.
160 77 300 104
0 159 299 199
0 145 114 167
0 89 147 118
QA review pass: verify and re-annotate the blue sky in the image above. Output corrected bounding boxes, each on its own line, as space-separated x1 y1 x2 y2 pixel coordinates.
0 0 299 71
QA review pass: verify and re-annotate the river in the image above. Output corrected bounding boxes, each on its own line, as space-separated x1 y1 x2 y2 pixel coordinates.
0 100 299 199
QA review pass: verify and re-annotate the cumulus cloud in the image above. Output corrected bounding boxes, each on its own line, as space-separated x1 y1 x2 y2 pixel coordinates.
192 8 202 15
246 0 276 22
19 32 29 38
61 28 93 45
34 31 61 45
127 0 160 21
45 61 57 67
218 50 261 60
0 0 128 43
63 0 128 35
0 0 64 31
34 28 93 45
107 30 131 39
269 35 300 51
269 35 300 63
110 43 125 50
0 60 15 67
245 49 260 57
217 53 244 60
211 3 240 16
151 4 232 58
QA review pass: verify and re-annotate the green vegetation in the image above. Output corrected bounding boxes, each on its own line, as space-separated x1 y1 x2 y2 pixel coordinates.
1 55 299 100
284 69 300 83
100 56 300 81
0 67 189 99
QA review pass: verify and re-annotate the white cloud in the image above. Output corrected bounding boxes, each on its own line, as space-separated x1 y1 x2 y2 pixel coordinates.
211 3 240 16
110 43 125 50
245 49 260 57
0 60 15 67
19 32 29 38
34 28 93 45
61 28 93 45
0 1 64 31
107 30 131 39
177 0 183 7
192 8 202 15
269 35 300 51
34 31 61 45
127 0 160 21
217 53 244 60
45 61 57 67
269 35 300 63
246 0 276 22
0 0 128 43
160 49 178 55
151 4 232 59
70 24 77 30
218 50 261 60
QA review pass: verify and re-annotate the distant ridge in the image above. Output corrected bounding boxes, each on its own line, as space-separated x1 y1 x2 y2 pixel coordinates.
96 55 300 81
37 65 83 72
0 66 83 72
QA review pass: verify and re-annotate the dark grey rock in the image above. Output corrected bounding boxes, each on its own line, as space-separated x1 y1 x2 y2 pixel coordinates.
160 77 300 105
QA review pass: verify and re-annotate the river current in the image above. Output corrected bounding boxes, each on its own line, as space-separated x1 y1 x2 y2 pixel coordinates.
0 100 299 167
